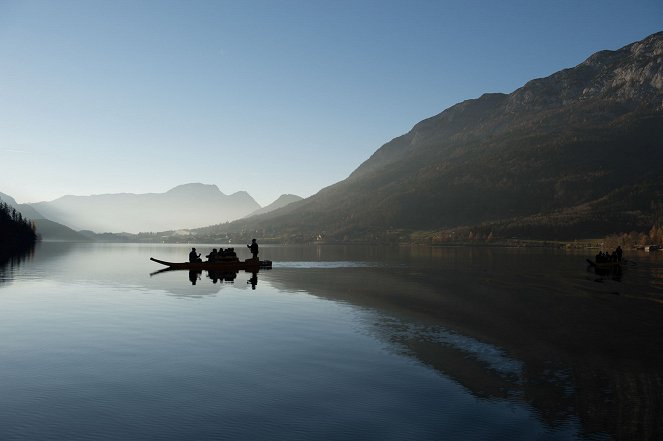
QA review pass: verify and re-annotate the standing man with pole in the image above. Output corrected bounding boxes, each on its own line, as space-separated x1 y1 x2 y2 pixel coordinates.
247 239 259 261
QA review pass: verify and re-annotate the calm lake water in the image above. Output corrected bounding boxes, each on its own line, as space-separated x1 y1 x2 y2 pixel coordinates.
1 242 662 440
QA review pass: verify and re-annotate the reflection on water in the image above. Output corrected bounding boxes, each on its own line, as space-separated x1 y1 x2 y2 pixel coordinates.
587 263 623 282
0 244 35 284
1 242 662 440
262 247 663 440
151 267 260 289
275 261 381 269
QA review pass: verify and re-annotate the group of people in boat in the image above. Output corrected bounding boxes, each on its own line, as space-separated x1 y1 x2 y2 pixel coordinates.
188 239 259 263
595 246 623 263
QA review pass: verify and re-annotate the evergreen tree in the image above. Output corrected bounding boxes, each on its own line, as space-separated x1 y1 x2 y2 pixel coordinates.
0 201 37 260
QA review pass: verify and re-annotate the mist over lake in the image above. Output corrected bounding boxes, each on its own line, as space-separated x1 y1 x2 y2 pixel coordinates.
1 243 662 440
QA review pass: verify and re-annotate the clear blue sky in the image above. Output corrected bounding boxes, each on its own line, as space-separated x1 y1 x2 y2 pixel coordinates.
1 0 661 206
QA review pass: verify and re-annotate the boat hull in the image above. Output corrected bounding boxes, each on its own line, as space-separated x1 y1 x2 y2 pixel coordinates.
586 259 621 270
150 257 272 270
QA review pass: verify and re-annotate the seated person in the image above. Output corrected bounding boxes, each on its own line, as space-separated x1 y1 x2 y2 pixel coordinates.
206 248 218 262
189 247 202 263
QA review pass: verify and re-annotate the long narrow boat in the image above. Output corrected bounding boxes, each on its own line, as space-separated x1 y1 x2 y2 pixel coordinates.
150 257 272 270
585 259 622 270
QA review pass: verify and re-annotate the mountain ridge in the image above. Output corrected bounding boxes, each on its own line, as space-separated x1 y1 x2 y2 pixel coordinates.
28 183 261 234
200 31 663 242
243 194 303 218
5 32 663 242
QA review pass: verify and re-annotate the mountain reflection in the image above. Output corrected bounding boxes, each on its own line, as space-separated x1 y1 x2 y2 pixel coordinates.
266 263 663 441
0 244 35 285
8 242 663 439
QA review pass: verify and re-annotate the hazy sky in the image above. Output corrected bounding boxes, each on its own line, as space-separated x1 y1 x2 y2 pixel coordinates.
1 1 661 206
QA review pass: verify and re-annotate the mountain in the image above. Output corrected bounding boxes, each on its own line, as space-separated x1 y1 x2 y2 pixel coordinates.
0 192 43 220
1 191 91 241
206 31 663 242
32 219 91 242
28 183 261 234
243 194 303 218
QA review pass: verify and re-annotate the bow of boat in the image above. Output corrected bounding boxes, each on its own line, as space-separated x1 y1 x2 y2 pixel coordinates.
150 257 175 266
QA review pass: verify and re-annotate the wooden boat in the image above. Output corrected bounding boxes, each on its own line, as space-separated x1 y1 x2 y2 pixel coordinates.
150 257 272 270
585 259 622 270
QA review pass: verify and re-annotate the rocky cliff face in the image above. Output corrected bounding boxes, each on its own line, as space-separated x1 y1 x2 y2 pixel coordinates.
508 31 663 110
357 31 663 178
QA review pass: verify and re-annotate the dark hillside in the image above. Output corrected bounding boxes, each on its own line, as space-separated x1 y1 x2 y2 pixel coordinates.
0 201 37 261
198 32 663 242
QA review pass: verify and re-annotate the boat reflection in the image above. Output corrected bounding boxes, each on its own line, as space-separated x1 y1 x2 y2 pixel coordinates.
151 266 261 288
588 264 623 282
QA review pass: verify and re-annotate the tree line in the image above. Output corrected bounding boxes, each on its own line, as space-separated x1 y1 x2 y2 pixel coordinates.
0 201 37 260
603 225 663 249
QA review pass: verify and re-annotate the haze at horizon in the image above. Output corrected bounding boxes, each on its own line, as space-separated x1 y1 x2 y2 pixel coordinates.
1 0 661 206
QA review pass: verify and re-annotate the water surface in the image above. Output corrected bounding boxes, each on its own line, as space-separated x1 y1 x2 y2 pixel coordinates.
1 243 662 440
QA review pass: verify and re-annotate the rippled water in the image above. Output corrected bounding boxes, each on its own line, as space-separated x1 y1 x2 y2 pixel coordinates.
1 242 662 440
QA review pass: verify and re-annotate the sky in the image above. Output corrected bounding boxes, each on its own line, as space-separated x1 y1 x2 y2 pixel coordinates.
0 1 661 207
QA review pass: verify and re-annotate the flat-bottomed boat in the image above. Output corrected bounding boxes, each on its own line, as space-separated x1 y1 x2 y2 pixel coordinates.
150 257 272 270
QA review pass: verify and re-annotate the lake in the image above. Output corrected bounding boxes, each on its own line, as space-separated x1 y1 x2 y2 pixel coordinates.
1 242 662 440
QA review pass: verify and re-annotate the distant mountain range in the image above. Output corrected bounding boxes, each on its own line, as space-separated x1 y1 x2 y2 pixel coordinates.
0 187 301 239
26 184 257 234
203 31 663 242
243 194 303 218
5 32 663 243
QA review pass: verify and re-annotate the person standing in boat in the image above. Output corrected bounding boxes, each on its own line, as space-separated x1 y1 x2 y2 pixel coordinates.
189 247 202 263
616 246 623 262
247 239 259 261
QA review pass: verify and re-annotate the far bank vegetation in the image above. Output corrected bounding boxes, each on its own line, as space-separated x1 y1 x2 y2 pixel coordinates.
0 201 37 260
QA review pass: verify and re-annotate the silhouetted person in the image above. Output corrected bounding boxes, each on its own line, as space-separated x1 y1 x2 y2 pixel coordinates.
247 239 259 261
248 271 258 290
189 247 202 263
206 248 218 262
616 246 623 262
